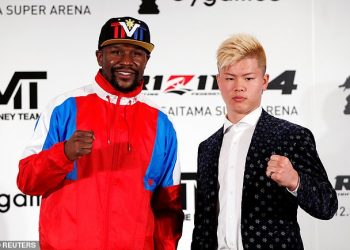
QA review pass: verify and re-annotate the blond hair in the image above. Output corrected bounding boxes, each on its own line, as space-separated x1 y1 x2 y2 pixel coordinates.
216 34 266 72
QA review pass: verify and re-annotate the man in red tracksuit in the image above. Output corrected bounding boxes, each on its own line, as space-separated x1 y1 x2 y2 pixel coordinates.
17 16 184 250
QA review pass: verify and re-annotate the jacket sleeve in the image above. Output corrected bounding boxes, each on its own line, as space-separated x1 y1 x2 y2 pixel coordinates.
152 117 184 250
191 144 205 249
290 128 338 219
17 100 75 196
17 142 74 196
191 141 218 250
152 185 184 250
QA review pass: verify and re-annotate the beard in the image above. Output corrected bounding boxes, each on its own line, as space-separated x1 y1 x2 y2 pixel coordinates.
110 68 141 93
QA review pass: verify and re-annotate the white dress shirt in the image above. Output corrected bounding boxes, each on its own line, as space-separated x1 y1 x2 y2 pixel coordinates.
217 107 262 250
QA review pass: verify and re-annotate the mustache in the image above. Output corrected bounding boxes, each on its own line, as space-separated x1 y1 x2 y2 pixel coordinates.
110 68 141 93
110 67 140 80
112 66 137 73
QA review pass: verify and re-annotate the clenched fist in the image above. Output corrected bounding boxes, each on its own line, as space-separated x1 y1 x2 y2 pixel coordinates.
266 155 299 191
64 130 95 161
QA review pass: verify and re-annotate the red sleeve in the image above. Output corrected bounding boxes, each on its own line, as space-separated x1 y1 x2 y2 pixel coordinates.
152 184 184 250
17 142 74 196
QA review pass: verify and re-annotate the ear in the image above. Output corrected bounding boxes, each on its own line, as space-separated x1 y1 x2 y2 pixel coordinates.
262 73 269 91
95 50 103 67
144 54 151 65
216 73 221 88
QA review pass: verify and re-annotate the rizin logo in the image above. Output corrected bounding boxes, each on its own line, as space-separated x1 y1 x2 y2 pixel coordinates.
335 175 350 191
143 74 218 95
334 175 350 217
143 70 298 96
339 75 350 114
163 75 195 95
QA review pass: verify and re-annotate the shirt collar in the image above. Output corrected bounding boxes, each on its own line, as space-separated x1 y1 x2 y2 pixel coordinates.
93 70 143 105
223 107 262 134
95 70 143 98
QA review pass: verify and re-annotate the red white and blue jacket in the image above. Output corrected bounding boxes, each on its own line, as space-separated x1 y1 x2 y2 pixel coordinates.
17 71 184 250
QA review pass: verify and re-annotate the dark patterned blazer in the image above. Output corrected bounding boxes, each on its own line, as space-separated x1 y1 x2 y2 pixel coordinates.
191 110 338 250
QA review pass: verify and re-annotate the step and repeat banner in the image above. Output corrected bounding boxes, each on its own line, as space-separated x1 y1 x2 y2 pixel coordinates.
0 0 349 249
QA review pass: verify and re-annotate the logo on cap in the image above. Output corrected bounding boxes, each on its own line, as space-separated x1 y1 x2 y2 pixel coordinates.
111 19 144 41
98 17 154 53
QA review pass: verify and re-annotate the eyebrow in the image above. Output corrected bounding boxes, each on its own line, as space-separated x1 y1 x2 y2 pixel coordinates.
223 72 256 77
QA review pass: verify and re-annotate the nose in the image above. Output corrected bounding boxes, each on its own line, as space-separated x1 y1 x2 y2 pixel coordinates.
234 79 245 92
120 52 133 66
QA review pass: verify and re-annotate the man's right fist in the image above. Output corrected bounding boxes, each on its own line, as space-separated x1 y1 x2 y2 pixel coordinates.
64 130 95 161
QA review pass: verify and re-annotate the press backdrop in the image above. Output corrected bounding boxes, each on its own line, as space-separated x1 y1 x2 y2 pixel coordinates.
0 0 349 249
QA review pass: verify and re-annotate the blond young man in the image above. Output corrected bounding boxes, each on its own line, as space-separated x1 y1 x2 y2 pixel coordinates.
191 34 337 250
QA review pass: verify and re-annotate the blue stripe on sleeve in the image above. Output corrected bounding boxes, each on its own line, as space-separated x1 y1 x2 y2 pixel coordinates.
42 97 77 180
144 111 178 191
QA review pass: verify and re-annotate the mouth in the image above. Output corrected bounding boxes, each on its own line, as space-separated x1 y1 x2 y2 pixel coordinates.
232 96 246 102
114 70 136 80
118 69 135 73
116 70 135 75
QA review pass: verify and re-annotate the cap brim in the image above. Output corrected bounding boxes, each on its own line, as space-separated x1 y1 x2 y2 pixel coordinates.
100 39 154 53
